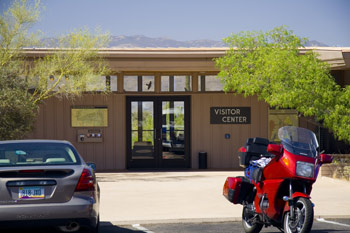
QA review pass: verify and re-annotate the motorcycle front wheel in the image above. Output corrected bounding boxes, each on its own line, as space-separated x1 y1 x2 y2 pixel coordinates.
242 206 263 233
284 197 314 233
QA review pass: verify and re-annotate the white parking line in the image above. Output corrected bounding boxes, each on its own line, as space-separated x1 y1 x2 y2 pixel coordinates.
132 223 156 233
316 218 350 227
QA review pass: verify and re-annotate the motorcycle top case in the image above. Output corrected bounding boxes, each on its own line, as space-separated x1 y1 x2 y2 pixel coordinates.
239 137 270 168
223 177 253 204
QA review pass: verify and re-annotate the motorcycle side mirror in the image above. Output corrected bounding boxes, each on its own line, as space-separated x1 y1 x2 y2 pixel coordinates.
320 154 333 164
267 144 283 157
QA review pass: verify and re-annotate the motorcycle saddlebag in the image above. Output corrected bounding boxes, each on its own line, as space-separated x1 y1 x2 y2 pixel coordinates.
223 177 254 204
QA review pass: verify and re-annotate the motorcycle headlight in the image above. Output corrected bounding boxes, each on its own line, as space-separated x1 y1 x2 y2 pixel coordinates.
296 161 314 178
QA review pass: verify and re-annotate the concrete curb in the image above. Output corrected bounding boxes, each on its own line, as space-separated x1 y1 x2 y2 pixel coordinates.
101 218 239 226
314 215 350 220
101 215 350 226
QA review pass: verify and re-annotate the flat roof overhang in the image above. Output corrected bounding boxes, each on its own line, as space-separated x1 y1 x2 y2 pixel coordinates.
22 47 350 72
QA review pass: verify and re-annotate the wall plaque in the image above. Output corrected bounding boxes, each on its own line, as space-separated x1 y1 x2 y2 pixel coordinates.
210 107 251 124
268 109 298 142
71 106 108 127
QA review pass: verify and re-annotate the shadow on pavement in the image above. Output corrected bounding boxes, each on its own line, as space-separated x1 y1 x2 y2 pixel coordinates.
0 222 143 233
101 222 144 233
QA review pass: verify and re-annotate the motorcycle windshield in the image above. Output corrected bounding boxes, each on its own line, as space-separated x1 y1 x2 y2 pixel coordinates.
278 126 319 158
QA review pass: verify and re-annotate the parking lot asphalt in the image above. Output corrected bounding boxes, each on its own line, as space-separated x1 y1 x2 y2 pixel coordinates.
96 171 350 225
5 219 350 233
104 219 350 233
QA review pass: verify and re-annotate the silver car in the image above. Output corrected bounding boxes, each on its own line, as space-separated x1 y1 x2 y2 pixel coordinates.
0 140 100 232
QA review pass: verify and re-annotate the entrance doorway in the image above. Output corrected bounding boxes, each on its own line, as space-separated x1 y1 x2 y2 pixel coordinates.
126 96 191 169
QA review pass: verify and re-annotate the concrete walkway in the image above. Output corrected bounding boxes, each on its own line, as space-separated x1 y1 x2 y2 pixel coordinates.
97 171 350 224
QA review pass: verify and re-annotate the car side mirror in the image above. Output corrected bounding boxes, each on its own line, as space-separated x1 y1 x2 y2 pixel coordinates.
87 162 97 171
320 154 333 164
267 144 283 157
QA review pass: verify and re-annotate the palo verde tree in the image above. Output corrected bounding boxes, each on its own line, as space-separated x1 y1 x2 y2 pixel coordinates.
215 26 350 143
0 0 110 140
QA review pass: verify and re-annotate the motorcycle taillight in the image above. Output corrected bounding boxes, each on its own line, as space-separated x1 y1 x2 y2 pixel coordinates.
238 147 247 152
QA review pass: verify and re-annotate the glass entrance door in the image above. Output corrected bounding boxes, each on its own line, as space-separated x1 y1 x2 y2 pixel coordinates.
126 96 190 169
161 101 185 159
130 101 155 165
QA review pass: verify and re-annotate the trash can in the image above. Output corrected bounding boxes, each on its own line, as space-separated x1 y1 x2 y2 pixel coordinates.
198 152 207 169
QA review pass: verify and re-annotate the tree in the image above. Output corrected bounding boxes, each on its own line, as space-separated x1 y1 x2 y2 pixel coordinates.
215 26 350 143
0 0 110 140
0 68 37 140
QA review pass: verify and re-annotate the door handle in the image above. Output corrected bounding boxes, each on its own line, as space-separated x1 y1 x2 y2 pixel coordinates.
155 128 162 141
159 129 162 141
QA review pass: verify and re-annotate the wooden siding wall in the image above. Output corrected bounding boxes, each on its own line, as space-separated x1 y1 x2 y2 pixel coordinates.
29 93 268 171
191 93 269 169
29 94 126 171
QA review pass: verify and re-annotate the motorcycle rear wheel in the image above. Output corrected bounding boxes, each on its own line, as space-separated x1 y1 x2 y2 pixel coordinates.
242 206 263 233
284 197 314 233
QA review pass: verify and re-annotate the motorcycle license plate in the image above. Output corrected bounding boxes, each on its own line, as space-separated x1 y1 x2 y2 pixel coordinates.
19 187 44 199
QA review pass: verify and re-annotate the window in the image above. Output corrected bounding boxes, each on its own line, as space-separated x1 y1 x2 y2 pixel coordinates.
46 75 113 92
199 75 224 91
85 76 107 91
0 143 81 167
106 75 118 92
124 75 155 92
161 75 192 92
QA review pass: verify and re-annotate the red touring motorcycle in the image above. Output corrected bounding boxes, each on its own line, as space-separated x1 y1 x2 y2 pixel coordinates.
223 126 333 233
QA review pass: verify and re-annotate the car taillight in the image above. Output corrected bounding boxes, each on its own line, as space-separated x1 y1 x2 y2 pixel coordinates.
75 168 95 191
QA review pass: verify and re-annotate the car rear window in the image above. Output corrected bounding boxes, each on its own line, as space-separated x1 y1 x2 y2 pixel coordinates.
0 142 81 167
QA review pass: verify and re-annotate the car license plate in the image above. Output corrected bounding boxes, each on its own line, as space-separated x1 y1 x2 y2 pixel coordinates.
19 187 44 199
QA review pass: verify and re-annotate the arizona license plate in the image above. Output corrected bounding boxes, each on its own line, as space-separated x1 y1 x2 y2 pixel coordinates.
19 187 44 199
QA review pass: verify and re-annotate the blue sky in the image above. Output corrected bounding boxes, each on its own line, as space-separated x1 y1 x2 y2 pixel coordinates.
2 0 350 46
